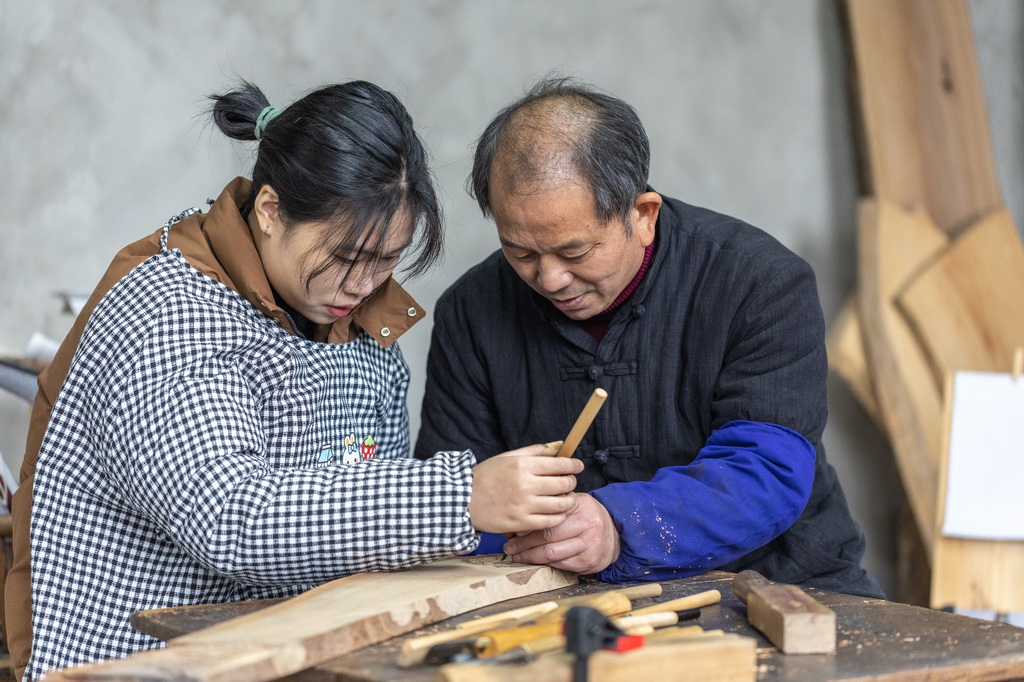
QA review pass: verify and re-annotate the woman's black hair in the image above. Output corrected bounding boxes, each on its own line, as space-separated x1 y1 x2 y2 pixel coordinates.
208 79 443 286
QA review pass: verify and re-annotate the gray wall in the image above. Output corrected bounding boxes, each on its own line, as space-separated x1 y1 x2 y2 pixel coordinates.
2 1 1022 599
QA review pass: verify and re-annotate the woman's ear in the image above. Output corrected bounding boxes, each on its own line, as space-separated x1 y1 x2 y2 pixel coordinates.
253 185 281 236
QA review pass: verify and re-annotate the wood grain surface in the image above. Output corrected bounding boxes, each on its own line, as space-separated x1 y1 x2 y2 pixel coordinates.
898 207 1024 382
857 198 949 551
844 0 1003 236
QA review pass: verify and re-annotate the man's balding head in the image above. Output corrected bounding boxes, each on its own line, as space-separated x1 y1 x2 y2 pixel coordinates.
469 78 650 227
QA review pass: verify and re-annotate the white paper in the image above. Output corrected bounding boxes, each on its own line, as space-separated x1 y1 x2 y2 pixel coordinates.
942 371 1024 540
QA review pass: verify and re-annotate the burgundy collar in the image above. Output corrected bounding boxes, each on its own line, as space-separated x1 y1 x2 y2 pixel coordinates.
581 237 657 341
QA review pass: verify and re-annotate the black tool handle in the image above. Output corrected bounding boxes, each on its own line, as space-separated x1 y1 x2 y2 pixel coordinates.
565 606 624 682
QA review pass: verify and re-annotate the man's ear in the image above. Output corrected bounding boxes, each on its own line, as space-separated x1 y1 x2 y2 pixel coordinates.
253 185 281 235
633 191 662 247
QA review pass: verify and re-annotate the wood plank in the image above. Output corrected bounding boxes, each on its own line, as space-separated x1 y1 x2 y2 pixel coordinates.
841 0 1017 598
747 585 835 656
825 296 883 428
733 571 835 655
898 207 1024 381
48 555 576 682
129 598 288 643
896 204 1024 612
895 503 932 608
932 375 1024 612
857 198 950 553
933 536 1024 612
844 0 1003 235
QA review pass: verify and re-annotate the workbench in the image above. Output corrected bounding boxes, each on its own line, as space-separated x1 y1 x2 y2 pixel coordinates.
132 571 1024 681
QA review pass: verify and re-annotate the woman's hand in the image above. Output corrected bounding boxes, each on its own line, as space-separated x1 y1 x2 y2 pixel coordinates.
469 444 584 533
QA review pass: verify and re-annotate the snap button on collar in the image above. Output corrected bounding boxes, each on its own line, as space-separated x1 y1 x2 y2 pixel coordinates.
380 327 391 337
407 307 418 317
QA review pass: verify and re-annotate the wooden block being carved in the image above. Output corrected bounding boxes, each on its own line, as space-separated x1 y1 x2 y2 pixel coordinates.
45 555 576 681
732 570 835 655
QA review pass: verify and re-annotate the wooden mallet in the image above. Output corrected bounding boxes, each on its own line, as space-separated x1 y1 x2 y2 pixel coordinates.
732 570 836 654
556 388 608 458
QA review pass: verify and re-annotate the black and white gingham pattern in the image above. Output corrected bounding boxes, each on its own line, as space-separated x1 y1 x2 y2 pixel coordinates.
28 215 477 679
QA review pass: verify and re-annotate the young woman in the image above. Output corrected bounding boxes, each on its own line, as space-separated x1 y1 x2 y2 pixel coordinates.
11 80 582 679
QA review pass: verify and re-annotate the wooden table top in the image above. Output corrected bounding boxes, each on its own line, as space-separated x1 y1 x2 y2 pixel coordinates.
133 571 1024 681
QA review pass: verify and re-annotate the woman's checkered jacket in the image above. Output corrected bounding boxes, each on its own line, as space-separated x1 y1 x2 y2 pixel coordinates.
28 213 477 678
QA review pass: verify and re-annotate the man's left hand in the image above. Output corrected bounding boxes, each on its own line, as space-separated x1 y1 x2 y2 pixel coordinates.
502 492 621 574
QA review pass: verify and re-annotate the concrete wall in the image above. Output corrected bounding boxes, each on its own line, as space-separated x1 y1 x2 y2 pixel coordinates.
1 1 1021 599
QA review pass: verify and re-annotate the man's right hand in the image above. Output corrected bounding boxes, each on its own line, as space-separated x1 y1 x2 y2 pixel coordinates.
468 444 583 533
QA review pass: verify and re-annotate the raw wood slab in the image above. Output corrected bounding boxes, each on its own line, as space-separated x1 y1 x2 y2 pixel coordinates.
898 207 1024 382
844 0 1003 235
46 555 576 681
824 295 882 428
932 375 1024 612
857 198 949 551
832 0 1003 415
835 0 1024 612
829 0 1006 511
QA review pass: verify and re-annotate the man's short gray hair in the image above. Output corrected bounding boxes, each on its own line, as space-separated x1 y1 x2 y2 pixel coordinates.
469 76 650 226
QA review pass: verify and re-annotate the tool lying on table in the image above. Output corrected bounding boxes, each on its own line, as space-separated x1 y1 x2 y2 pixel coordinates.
412 585 642 666
565 606 636 682
400 584 723 667
425 609 697 665
732 569 836 654
433 612 754 682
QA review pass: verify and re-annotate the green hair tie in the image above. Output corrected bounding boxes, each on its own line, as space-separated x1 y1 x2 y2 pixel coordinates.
254 105 281 140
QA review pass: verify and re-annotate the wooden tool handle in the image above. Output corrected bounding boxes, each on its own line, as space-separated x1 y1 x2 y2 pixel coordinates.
612 611 679 631
498 633 566 662
556 388 608 458
399 600 561 667
455 601 559 630
548 583 662 612
613 582 663 600
731 570 771 604
534 590 632 624
478 622 563 657
628 589 721 616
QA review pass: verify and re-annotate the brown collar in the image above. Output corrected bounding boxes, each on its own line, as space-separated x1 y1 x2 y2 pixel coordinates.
183 177 423 347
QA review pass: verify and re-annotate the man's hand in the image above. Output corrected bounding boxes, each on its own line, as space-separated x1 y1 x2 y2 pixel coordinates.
469 444 583 533
502 493 621 574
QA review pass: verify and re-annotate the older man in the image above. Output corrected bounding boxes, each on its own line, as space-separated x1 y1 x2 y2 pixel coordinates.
416 78 881 597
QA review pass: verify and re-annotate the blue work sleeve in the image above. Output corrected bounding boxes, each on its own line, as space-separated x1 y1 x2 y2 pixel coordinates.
591 419 815 583
466 532 507 555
